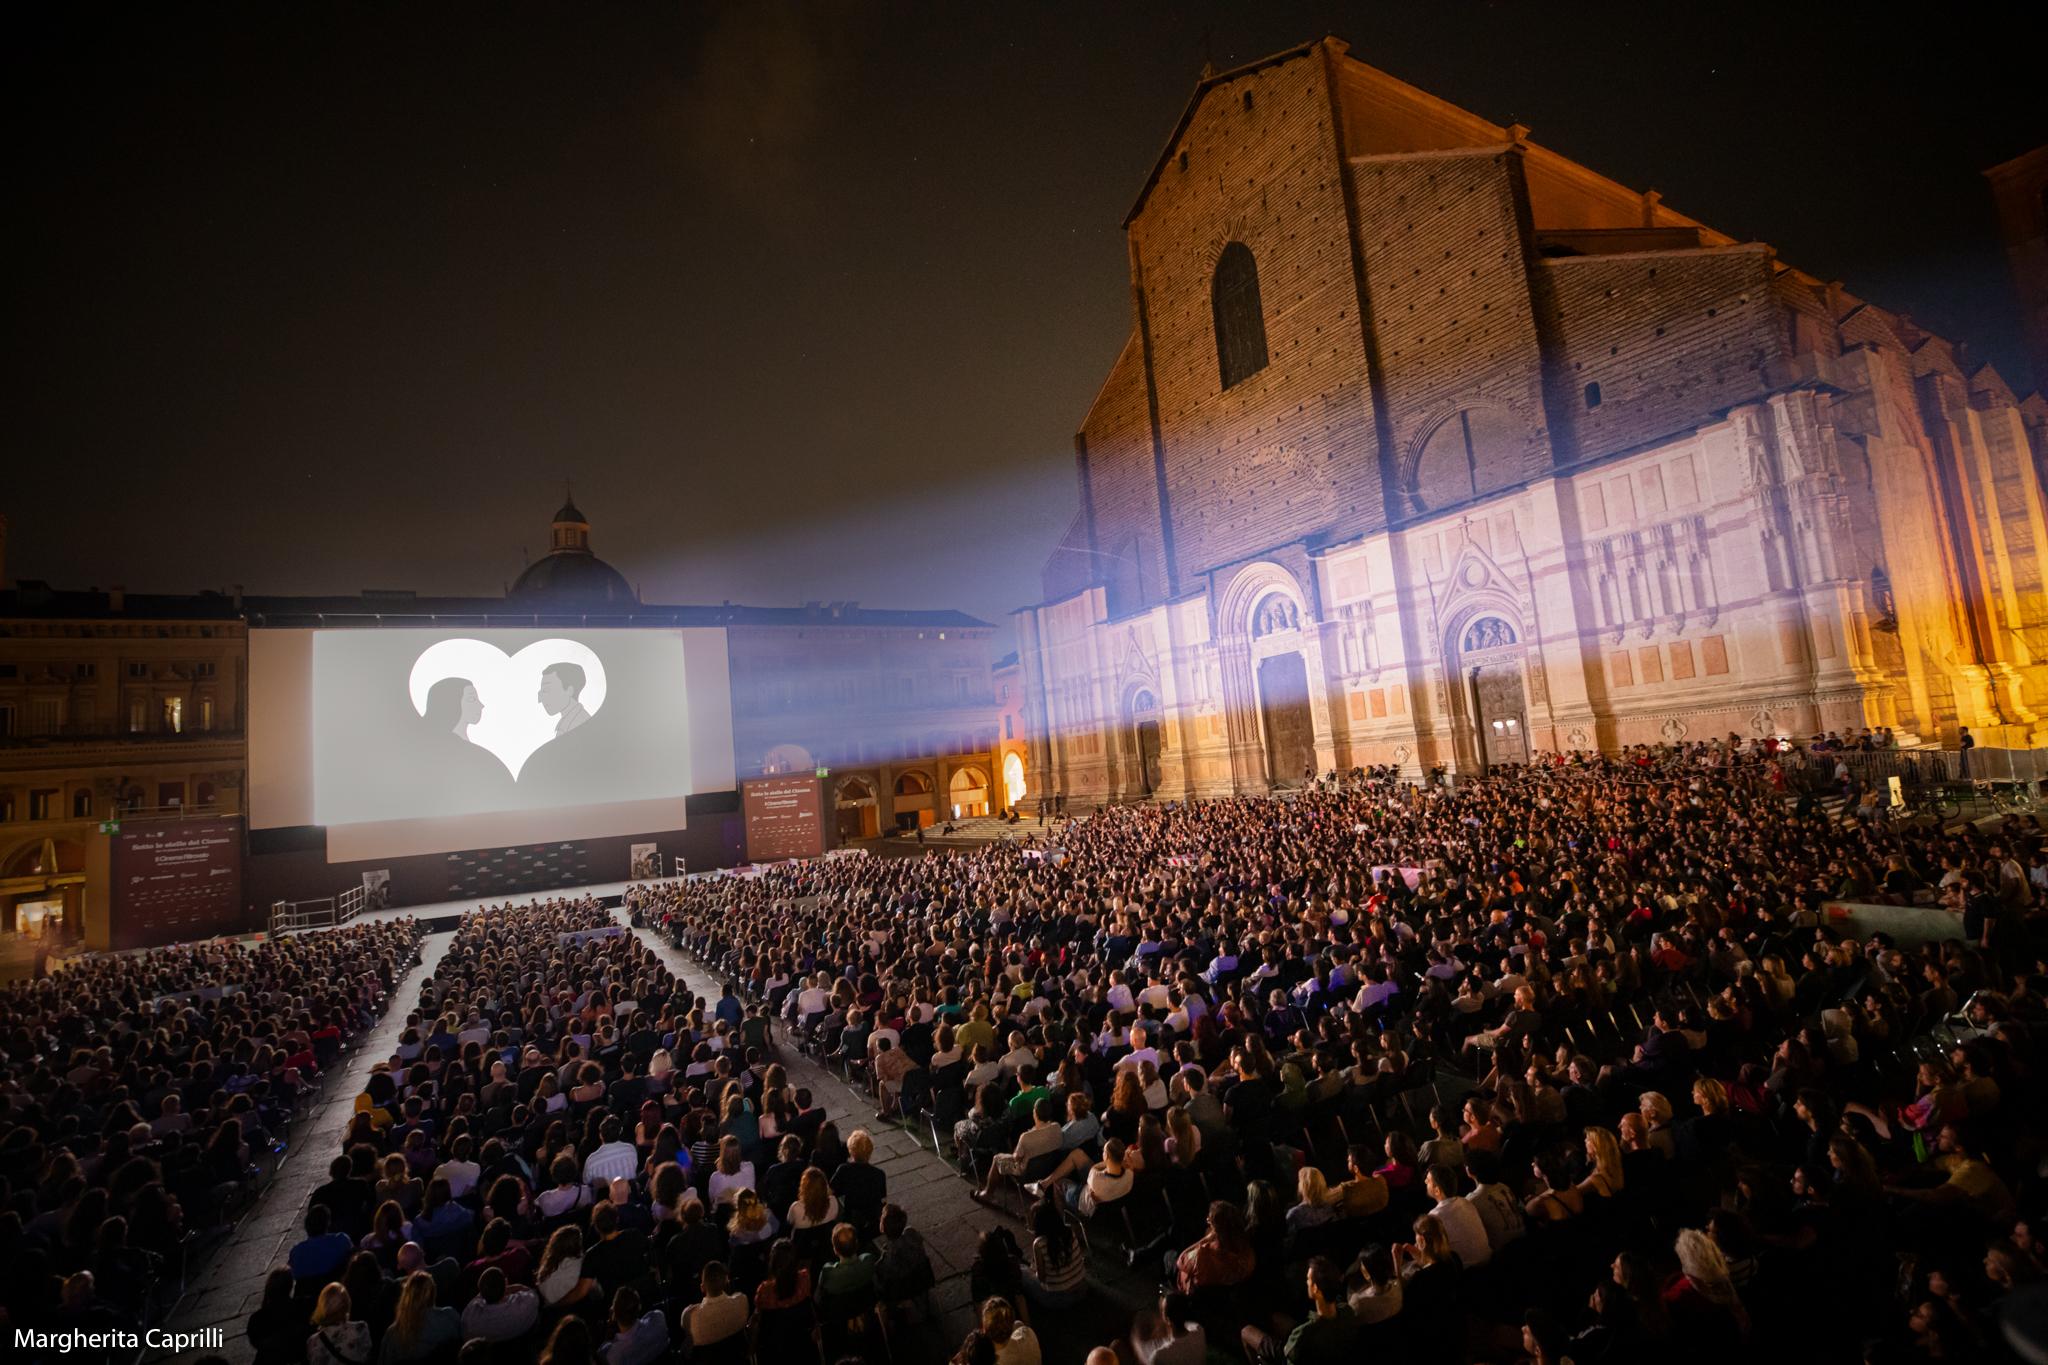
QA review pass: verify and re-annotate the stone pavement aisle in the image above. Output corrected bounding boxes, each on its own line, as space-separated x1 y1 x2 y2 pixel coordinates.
156 929 456 1365
623 911 1163 1361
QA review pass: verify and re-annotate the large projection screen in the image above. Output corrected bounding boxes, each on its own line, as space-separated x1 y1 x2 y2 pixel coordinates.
250 627 735 861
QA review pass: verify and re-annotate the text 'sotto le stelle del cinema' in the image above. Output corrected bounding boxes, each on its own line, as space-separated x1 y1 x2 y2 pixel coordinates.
1015 38 2048 801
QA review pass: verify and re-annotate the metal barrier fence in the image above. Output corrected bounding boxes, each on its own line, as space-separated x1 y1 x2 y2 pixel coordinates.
268 884 367 936
1791 747 2048 792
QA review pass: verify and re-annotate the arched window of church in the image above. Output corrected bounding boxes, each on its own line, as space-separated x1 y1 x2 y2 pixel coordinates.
1211 242 1269 390
1412 406 1520 512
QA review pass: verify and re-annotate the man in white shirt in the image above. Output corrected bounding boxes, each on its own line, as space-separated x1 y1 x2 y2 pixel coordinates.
999 1032 1037 1078
1353 969 1400 1013
1137 976 1173 1012
1106 974 1136 1017
1463 1154 1526 1255
462 1269 539 1342
1118 1025 1160 1073
582 1116 641 1187
433 1134 482 1200
1424 1165 1491 1267
678 1262 743 1346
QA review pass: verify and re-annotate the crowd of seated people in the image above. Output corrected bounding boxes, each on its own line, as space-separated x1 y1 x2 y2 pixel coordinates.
0 917 421 1343
640 739 2048 1363
258 894 940 1365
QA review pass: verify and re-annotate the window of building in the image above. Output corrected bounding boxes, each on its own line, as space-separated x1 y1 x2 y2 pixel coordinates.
162 696 183 734
0 704 13 737
72 789 92 819
0 664 17 680
193 661 215 677
1584 381 1602 408
1211 242 1269 390
199 696 214 731
74 662 96 680
128 697 147 733
1004 715 1015 740
0 793 12 823
159 782 185 809
1411 406 1522 512
29 789 56 821
127 662 148 679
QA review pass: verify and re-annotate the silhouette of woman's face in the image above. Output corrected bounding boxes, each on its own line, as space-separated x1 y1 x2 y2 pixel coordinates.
460 683 484 728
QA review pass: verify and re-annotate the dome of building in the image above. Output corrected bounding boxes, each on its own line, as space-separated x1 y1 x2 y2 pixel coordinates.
507 493 638 605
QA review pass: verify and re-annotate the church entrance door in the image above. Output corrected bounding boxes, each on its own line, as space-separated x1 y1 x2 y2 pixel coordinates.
1257 653 1315 786
1127 690 1163 797
1134 719 1162 794
1472 662 1530 767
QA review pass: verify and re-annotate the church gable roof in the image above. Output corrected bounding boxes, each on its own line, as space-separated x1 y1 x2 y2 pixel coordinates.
1122 39 1325 228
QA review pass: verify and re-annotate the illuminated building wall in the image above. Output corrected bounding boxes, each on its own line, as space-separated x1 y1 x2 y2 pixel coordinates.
1018 38 2048 800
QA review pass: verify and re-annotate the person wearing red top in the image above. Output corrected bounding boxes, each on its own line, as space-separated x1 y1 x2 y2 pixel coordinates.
1173 1202 1256 1294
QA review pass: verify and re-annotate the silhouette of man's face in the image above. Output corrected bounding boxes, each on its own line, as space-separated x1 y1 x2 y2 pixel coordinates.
537 668 578 716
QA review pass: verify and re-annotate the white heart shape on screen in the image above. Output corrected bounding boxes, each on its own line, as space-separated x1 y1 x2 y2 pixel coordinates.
408 638 608 780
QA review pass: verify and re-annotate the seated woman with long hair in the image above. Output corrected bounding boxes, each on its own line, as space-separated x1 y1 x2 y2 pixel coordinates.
305 1283 371 1365
1172 1201 1255 1294
728 1187 780 1246
1020 1191 1087 1309
1392 1212 1463 1322
377 1270 458 1365
534 1225 598 1310
788 1166 840 1230
706 1135 756 1209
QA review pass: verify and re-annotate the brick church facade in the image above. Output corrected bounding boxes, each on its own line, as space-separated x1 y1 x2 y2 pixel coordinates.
1015 37 2048 800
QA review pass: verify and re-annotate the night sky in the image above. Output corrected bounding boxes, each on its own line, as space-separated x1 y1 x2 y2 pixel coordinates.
10 3 2043 646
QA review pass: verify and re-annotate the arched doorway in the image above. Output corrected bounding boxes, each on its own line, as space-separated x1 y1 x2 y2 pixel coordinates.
892 769 936 829
1126 689 1163 796
1250 593 1314 786
1458 614 1530 768
835 776 879 839
948 766 991 819
1002 751 1027 809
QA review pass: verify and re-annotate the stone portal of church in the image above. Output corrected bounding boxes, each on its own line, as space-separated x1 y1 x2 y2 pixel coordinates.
1473 662 1530 766
1257 653 1315 786
1459 615 1530 769
1128 690 1164 796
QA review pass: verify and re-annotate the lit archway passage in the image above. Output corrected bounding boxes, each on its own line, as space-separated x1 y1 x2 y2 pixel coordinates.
1002 751 1027 808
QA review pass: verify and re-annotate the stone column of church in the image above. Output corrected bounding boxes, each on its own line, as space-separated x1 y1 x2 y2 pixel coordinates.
1155 606 1195 799
1082 596 1122 801
1357 537 1428 775
1298 613 1339 778
1838 349 1984 740
1766 391 1886 734
1304 569 1348 769
1514 479 1599 752
1916 373 2039 741
1016 608 1061 803
1963 387 2048 735
1216 635 1264 793
1389 535 1463 773
1722 401 1833 737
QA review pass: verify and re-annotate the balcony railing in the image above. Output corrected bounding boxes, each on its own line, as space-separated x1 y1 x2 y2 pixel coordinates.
0 723 243 748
